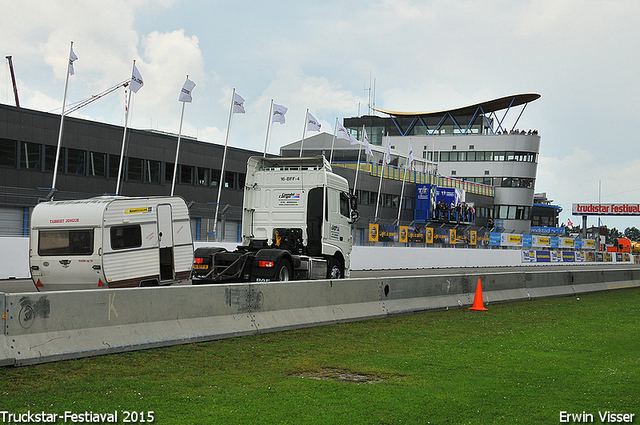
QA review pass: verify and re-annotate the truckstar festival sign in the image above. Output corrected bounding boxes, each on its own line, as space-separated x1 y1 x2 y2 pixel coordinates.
572 203 640 216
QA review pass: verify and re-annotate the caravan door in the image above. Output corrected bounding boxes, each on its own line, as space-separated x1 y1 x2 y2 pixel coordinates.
157 204 175 281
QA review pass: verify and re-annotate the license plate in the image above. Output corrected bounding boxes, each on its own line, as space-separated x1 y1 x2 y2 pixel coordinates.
193 264 208 269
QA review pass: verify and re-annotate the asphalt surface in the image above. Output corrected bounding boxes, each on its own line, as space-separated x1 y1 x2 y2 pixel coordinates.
2 262 639 293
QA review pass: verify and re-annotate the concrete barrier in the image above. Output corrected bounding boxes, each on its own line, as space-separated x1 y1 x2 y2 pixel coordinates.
2 267 640 366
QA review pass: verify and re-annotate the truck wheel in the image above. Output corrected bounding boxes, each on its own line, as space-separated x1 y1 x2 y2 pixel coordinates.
327 257 344 279
275 259 292 281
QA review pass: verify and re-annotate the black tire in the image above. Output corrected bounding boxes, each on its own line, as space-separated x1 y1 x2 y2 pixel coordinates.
275 259 293 281
327 257 344 279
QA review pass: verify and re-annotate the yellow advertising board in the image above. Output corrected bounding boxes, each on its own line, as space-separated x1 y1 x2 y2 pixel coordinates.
470 230 477 245
369 223 379 242
399 226 408 243
425 227 434 244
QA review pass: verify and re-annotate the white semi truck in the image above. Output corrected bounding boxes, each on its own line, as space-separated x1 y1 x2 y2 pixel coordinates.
191 155 358 283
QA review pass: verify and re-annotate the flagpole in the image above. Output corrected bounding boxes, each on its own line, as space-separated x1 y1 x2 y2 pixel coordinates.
213 88 236 241
397 160 408 228
50 41 74 199
171 97 186 197
329 117 338 163
352 124 364 196
116 60 136 195
374 132 389 220
299 108 308 157
263 99 274 157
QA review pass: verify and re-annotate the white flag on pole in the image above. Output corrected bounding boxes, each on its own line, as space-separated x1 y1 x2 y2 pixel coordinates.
337 121 358 145
306 111 321 131
363 128 373 157
385 134 392 164
130 64 144 93
233 92 245 114
272 103 287 124
68 45 78 75
178 78 196 102
408 143 414 167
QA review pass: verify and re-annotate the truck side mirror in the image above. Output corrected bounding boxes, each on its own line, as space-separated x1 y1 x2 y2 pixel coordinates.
350 195 359 222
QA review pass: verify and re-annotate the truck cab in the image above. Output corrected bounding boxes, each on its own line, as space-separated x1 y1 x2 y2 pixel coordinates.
191 156 357 284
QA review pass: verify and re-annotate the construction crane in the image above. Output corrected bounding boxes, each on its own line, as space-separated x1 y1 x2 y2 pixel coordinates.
5 56 20 107
63 79 130 115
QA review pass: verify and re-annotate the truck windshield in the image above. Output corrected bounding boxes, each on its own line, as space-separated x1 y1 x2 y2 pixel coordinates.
38 229 94 256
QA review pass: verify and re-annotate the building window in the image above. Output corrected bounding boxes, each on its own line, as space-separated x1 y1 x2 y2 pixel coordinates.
20 142 41 170
108 154 121 179
89 152 106 177
180 164 194 185
210 169 221 187
165 162 175 184
44 146 65 173
197 167 209 186
224 171 236 189
127 157 144 182
238 173 246 189
67 149 86 175
146 160 161 183
0 138 17 168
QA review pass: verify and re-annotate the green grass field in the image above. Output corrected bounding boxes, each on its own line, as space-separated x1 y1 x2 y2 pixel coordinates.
1 287 639 424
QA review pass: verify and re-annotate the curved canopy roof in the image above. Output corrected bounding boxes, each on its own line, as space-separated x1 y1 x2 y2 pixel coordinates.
371 93 540 117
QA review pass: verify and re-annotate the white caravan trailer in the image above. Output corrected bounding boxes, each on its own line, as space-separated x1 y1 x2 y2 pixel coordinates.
29 196 193 291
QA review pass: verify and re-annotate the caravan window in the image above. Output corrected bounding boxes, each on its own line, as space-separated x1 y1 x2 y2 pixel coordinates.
110 225 142 250
38 229 94 256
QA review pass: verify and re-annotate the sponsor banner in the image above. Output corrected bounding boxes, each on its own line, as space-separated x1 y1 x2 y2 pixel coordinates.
522 234 533 247
469 230 477 246
550 236 560 248
489 232 501 246
562 251 575 262
368 223 378 242
399 226 408 243
414 184 436 221
530 226 565 234
522 250 536 262
536 250 551 262
124 206 152 215
572 203 640 216
500 233 523 247
551 251 562 262
424 227 433 244
561 238 575 248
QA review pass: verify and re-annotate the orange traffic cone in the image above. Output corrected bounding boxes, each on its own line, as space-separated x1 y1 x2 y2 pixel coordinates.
468 278 488 311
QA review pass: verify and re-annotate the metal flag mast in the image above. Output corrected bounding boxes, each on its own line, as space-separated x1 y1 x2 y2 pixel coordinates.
213 88 239 241
263 99 274 157
299 108 309 157
115 60 137 195
396 142 413 231
374 132 391 220
352 124 365 196
50 41 77 200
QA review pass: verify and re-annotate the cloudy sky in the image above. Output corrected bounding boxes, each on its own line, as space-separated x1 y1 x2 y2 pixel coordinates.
2 0 640 230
